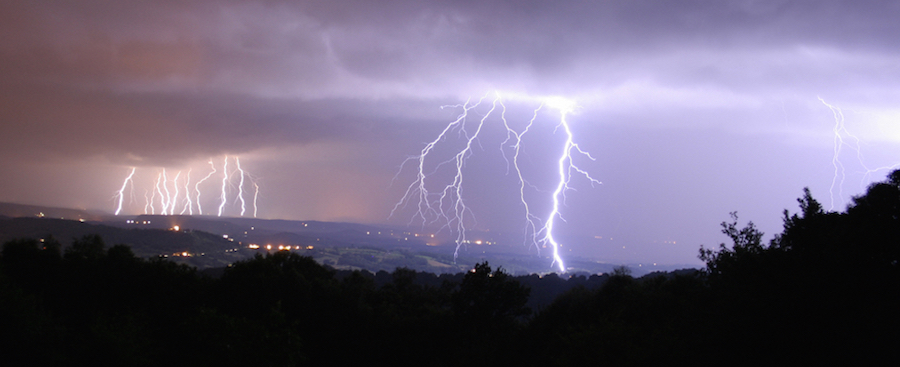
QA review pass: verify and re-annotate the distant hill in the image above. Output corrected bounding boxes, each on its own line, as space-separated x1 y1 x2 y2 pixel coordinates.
0 216 251 268
0 202 107 221
0 202 694 275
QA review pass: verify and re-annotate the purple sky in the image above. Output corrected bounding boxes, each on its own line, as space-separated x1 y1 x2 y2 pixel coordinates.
2 1 900 265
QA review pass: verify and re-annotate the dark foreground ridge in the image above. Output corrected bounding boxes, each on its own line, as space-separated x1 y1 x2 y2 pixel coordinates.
2 170 900 365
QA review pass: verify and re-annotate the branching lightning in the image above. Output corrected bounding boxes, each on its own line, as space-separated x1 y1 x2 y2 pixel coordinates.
820 97 900 211
195 160 217 215
112 155 261 218
392 92 600 272
113 167 136 215
538 101 601 272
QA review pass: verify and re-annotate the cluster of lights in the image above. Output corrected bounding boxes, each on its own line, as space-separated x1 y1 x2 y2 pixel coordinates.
160 251 205 258
462 240 493 245
125 219 153 224
247 244 314 251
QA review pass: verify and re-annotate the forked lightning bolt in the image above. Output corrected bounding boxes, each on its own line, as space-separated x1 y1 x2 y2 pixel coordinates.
820 97 900 211
194 159 217 215
393 92 599 272
113 167 136 215
540 100 600 272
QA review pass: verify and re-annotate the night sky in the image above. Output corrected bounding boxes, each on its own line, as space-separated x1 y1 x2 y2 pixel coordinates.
2 1 899 265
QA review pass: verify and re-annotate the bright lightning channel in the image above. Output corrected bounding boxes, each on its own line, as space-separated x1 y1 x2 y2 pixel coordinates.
168 171 182 215
540 103 600 272
155 171 165 214
218 156 229 217
113 167 136 215
235 157 246 217
253 182 260 218
180 169 192 215
820 97 900 211
392 92 599 272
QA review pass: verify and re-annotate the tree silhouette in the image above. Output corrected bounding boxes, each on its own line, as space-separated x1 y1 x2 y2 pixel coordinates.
451 262 531 325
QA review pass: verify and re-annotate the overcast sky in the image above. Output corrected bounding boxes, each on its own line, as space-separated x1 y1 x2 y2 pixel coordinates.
2 1 899 265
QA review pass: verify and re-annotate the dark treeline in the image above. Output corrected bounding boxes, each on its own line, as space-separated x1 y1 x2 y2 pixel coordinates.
3 171 900 365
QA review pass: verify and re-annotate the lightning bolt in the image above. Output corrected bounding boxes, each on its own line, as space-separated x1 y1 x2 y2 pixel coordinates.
393 92 599 272
501 102 543 252
218 156 229 217
820 97 900 211
113 167 136 215
235 157 247 216
391 93 493 260
155 171 166 215
180 169 192 215
144 189 153 215
168 171 182 215
253 181 260 218
538 102 600 272
194 159 217 215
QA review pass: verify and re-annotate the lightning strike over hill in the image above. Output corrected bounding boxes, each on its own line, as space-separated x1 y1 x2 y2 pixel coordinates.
113 167 136 215
111 156 260 218
392 92 600 272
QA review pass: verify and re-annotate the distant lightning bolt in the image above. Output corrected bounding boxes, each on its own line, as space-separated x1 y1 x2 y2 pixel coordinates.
180 169 192 215
235 157 247 216
820 97 900 211
821 97 852 210
195 159 216 215
442 95 500 259
218 156 229 217
113 167 136 215
155 171 166 215
501 102 543 250
144 189 153 214
393 92 599 272
168 171 182 215
391 93 495 260
253 181 260 218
